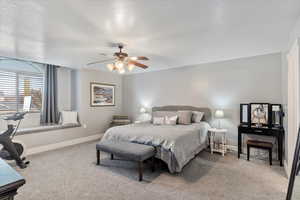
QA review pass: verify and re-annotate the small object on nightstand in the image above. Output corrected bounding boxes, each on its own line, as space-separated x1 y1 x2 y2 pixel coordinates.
208 128 228 156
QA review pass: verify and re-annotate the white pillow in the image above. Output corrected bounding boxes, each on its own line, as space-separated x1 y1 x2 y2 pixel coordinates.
60 111 78 125
192 111 204 123
165 115 178 125
153 117 164 125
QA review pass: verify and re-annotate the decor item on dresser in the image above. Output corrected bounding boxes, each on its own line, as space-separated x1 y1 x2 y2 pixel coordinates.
90 82 115 106
0 158 25 200
109 115 131 128
240 104 250 125
215 109 224 128
270 104 284 128
250 103 269 127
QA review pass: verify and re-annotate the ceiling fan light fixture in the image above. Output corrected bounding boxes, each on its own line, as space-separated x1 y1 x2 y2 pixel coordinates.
128 64 135 71
118 68 125 74
107 64 114 71
115 60 124 70
87 44 149 73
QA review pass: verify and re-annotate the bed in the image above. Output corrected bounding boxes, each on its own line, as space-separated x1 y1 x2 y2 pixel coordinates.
100 106 212 173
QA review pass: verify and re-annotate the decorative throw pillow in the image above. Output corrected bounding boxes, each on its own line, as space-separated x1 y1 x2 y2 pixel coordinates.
192 111 204 123
153 117 165 125
165 115 178 125
177 110 192 125
60 111 78 125
152 111 177 118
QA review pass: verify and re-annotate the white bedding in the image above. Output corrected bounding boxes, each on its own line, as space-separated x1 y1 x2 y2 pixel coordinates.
101 122 210 173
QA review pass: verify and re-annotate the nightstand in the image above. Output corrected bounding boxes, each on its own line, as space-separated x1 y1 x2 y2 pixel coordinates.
208 128 228 156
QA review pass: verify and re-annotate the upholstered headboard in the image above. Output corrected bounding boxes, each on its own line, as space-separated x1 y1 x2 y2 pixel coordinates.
152 105 212 123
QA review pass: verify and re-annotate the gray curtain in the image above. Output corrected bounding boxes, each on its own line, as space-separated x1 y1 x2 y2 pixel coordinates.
41 64 59 124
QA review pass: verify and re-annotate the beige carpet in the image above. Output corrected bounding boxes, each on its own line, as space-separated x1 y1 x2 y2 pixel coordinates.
14 141 288 200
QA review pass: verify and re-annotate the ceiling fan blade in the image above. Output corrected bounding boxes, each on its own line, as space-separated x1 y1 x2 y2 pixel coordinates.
130 56 149 61
128 60 148 69
137 56 149 60
86 58 114 66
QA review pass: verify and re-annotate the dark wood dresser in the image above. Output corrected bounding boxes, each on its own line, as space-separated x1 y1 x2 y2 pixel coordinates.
0 159 25 200
238 125 284 166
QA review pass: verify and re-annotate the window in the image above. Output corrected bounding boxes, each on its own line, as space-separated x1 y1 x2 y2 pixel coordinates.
0 58 44 114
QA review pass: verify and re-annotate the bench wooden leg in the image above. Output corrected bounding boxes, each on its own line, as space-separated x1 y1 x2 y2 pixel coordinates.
269 149 272 166
138 161 143 181
111 154 114 160
247 145 250 161
97 150 100 165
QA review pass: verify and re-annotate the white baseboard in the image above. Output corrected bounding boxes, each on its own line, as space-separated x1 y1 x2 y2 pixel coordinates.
227 145 238 152
27 133 103 156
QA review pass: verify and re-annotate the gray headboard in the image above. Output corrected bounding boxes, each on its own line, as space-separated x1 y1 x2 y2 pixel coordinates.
152 105 212 123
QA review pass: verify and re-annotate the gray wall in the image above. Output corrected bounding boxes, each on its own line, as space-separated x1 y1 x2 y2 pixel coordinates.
122 53 283 146
72 69 123 135
288 15 300 49
15 69 122 148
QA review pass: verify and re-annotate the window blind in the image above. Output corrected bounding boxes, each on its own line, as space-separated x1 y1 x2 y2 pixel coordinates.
0 70 44 113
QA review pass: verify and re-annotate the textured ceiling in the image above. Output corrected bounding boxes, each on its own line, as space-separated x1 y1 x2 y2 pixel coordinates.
0 0 300 73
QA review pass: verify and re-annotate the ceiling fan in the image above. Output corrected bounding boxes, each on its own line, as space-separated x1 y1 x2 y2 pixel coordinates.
86 43 149 74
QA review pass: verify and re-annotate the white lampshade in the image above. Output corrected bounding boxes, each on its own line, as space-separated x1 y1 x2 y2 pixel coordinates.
128 64 135 71
140 107 146 113
106 64 114 71
215 110 224 118
115 61 124 70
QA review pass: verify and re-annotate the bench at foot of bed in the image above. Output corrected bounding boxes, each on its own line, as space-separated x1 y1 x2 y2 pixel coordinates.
96 141 156 181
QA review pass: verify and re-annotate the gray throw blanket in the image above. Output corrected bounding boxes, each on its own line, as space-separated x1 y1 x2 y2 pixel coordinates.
100 122 210 173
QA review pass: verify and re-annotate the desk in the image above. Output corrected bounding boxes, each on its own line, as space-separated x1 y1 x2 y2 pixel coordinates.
0 159 25 200
238 125 284 166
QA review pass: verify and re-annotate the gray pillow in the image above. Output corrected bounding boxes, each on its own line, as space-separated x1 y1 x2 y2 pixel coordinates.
152 111 177 119
192 111 204 123
177 110 192 125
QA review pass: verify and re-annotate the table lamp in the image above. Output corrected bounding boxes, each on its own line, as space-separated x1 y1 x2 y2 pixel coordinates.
215 109 224 129
140 107 146 113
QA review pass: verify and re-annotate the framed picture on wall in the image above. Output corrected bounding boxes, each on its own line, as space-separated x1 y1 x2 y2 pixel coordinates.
90 82 115 106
